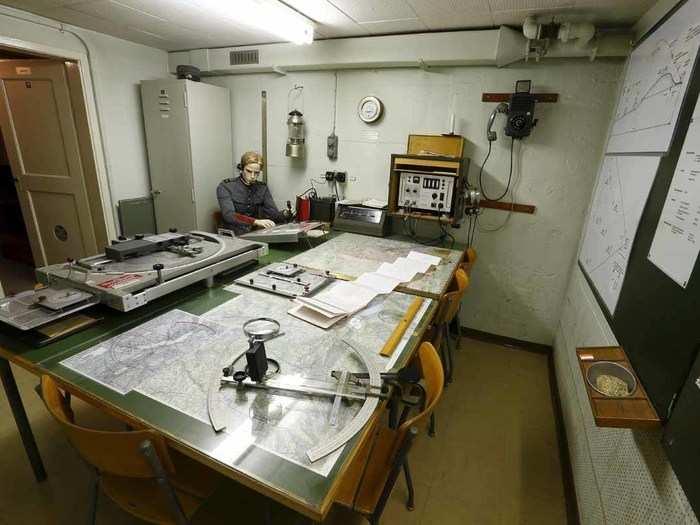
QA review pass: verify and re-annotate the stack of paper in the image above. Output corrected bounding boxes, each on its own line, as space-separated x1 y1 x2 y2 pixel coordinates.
289 281 379 328
288 250 442 329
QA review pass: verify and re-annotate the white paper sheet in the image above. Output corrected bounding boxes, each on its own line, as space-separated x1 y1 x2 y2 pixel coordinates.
376 262 417 283
302 281 378 315
355 272 401 294
579 155 660 313
648 116 700 287
407 250 441 267
394 256 431 274
288 303 345 329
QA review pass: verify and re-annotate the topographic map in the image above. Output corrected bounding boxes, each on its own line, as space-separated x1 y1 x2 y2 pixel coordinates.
61 286 428 477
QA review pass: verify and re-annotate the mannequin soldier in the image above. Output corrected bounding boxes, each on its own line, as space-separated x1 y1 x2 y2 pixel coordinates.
216 151 285 235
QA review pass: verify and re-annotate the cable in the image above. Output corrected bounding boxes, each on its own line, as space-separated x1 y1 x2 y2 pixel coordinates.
479 137 514 202
331 71 338 134
477 140 523 233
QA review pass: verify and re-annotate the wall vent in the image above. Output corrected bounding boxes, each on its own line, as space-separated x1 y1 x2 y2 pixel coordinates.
230 49 259 65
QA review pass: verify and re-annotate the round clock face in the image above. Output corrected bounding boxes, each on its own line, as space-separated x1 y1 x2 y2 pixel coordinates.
358 96 382 123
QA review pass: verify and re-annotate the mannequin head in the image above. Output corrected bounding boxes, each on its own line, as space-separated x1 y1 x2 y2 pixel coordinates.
239 151 263 185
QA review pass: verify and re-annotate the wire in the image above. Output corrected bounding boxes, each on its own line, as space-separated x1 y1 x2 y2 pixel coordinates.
331 71 338 134
477 140 523 233
479 137 515 202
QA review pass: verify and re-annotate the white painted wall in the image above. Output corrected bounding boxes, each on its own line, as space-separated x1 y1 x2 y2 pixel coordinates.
205 59 622 344
76 31 168 203
554 267 698 525
0 6 168 217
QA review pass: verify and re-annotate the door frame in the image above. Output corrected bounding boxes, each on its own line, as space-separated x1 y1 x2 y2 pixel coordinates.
0 34 117 245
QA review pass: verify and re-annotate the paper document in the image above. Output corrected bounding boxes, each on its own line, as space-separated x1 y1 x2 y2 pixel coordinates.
362 199 388 209
290 281 379 329
355 272 402 294
315 281 379 314
648 116 700 287
288 303 345 329
407 250 441 267
395 256 431 274
376 262 417 283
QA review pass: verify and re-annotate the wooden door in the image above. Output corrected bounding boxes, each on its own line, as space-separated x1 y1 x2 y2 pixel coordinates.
0 59 98 266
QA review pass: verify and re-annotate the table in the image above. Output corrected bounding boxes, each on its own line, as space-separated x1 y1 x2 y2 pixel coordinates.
0 249 436 521
286 232 465 299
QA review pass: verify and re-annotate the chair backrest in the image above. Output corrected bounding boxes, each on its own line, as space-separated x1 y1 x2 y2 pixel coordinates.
434 267 469 325
214 210 223 230
41 375 175 478
400 342 445 435
461 246 477 274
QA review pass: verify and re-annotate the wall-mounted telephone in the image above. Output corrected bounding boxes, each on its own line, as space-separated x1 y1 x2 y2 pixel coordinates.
486 80 538 141
480 80 539 204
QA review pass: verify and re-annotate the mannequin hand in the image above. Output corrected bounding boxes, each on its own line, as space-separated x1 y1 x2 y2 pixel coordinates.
254 219 275 229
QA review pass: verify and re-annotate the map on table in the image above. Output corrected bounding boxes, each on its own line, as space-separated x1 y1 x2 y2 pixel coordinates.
285 232 462 296
60 287 428 477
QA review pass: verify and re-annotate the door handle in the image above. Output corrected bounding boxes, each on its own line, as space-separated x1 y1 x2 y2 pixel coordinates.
151 189 161 196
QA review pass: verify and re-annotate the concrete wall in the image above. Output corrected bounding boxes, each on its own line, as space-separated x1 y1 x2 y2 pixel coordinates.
205 59 622 345
0 5 168 219
554 267 698 524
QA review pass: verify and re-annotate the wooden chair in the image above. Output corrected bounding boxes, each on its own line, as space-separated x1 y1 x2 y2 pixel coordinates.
433 268 469 385
450 246 476 339
40 375 223 525
460 246 477 275
334 342 444 525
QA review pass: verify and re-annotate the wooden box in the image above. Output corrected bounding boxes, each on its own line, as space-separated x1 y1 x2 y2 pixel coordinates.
576 346 660 429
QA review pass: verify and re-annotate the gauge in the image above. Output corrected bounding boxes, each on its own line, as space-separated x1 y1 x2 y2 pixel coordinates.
358 96 383 123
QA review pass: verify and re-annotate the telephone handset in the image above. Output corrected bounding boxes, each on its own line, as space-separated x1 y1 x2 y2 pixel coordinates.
486 102 509 142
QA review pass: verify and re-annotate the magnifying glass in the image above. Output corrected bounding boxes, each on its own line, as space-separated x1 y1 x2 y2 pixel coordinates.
243 317 283 341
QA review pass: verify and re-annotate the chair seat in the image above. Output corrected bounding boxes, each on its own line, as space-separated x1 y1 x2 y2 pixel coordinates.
100 449 222 525
101 474 204 525
335 425 400 515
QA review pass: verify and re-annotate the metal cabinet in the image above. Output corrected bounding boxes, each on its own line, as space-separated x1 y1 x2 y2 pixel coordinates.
141 79 232 233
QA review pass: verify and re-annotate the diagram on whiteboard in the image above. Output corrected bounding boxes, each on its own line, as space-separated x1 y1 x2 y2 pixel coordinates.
580 155 660 314
607 0 700 154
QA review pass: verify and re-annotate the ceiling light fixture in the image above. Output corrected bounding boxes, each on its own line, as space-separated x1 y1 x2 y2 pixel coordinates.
195 0 314 45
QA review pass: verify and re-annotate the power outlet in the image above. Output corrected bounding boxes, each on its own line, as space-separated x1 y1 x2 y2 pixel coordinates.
325 171 347 183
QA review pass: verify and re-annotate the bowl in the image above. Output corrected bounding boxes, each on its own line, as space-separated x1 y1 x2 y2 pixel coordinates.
586 361 637 398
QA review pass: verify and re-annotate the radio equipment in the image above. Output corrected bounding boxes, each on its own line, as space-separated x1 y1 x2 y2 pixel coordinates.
388 153 469 225
397 172 456 213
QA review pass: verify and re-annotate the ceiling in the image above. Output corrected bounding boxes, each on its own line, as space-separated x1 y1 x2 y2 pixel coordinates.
0 0 655 51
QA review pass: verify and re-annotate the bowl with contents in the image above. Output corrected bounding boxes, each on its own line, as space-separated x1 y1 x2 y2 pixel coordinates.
586 361 637 398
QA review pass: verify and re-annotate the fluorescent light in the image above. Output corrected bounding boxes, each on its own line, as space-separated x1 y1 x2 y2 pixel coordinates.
194 0 314 45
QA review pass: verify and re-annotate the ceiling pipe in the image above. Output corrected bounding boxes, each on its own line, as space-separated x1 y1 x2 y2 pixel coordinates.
559 21 596 47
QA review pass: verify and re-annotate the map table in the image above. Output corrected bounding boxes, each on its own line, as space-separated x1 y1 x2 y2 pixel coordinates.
285 232 464 299
0 265 435 521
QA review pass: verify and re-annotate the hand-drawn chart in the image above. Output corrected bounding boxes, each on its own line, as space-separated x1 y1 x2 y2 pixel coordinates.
580 155 661 314
607 0 700 154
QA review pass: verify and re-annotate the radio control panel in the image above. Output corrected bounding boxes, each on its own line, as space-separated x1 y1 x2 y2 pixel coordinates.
397 172 454 213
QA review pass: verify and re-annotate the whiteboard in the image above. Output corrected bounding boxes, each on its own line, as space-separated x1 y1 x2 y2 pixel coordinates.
648 111 700 287
579 155 661 314
607 0 700 154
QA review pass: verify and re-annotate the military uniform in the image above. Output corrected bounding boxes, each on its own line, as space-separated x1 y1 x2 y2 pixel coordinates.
216 176 285 235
